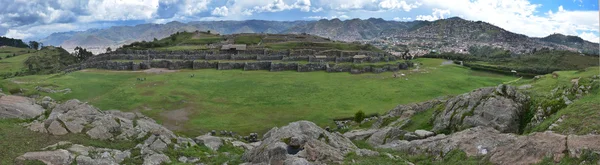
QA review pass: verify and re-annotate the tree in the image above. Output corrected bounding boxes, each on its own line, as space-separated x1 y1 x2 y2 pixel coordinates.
106 47 112 53
73 46 93 62
28 41 40 50
354 110 366 123
153 38 158 42
207 30 211 34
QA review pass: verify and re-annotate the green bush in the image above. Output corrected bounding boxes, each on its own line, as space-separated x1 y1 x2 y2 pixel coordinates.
354 110 366 123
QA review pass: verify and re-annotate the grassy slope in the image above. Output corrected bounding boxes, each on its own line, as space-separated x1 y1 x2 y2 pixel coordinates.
0 47 34 74
517 67 600 135
1 59 514 136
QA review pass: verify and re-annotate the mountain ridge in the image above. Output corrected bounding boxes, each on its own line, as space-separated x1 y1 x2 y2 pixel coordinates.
40 17 598 55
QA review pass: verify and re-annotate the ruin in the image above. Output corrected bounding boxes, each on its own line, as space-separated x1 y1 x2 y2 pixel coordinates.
64 33 415 74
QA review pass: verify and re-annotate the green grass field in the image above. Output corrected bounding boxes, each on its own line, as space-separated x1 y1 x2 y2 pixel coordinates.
1 59 515 136
0 47 34 74
234 36 263 45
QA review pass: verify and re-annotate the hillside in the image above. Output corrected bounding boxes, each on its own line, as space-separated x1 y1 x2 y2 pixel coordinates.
0 36 29 48
0 46 77 79
41 20 308 54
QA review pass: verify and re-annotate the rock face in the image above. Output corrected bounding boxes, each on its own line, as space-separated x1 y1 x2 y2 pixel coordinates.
242 121 357 164
378 126 600 164
17 142 131 165
0 95 45 119
432 84 529 134
32 99 176 141
372 100 442 129
22 97 199 164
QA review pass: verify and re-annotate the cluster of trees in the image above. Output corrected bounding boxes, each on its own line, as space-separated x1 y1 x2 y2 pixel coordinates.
73 46 93 62
0 36 29 48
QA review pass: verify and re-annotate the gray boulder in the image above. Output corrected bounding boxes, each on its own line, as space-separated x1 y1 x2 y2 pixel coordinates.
414 130 435 138
194 135 223 151
432 84 529 134
342 129 378 140
242 121 357 164
366 127 407 145
143 154 171 165
47 120 69 135
0 95 45 119
16 149 73 165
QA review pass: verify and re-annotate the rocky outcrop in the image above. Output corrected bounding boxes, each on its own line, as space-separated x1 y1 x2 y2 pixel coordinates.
242 121 357 164
378 126 600 164
0 95 45 119
432 84 529 134
31 99 176 141
372 100 442 129
17 142 131 165
22 97 199 164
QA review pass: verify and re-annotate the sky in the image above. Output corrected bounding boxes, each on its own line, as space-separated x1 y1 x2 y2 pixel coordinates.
0 0 598 43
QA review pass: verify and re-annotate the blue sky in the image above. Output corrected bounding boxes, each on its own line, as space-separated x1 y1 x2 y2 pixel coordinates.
0 0 598 42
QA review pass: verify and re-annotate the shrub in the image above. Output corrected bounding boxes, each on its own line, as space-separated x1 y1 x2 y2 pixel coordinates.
354 110 366 123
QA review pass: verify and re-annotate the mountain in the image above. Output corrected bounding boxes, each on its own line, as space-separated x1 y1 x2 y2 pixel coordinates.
538 33 599 55
40 20 307 54
40 17 598 55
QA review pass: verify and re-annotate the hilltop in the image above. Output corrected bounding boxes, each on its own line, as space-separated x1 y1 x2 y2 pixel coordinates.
40 17 598 55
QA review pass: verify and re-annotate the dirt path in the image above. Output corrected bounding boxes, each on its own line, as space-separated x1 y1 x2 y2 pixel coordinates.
159 108 191 131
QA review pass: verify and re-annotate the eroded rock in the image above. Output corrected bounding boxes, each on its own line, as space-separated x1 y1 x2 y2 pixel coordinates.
0 95 45 119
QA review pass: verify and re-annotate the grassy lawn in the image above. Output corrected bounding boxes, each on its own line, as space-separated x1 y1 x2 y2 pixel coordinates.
235 36 263 45
180 37 223 45
1 58 514 136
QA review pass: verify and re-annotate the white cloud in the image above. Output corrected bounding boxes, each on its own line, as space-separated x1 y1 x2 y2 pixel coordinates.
304 16 329 20
5 29 33 39
415 8 450 21
211 6 229 16
418 0 599 42
393 17 412 21
379 0 421 11
580 32 599 43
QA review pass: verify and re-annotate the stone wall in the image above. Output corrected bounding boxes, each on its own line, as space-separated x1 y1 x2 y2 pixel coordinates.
206 55 231 60
193 61 218 69
217 62 245 70
244 62 272 71
335 57 353 63
297 63 327 72
257 55 284 61
326 64 352 72
231 55 257 60
309 56 336 62
290 49 317 56
282 56 309 61
270 63 298 72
